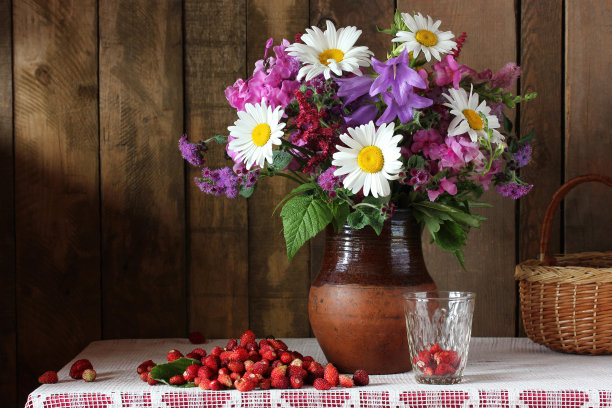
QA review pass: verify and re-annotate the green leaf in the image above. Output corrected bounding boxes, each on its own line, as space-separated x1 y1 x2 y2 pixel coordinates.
213 134 228 144
239 186 255 198
502 114 513 133
331 202 350 231
281 195 333 260
150 357 199 388
347 200 384 234
273 183 317 215
521 129 535 143
431 221 467 252
268 150 293 172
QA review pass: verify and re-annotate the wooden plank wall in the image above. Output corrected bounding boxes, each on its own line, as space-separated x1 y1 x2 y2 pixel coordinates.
1 1 611 407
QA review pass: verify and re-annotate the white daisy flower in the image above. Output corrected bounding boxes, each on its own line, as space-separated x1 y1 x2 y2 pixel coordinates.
228 102 285 170
392 12 456 62
332 121 403 198
286 20 373 81
442 86 504 144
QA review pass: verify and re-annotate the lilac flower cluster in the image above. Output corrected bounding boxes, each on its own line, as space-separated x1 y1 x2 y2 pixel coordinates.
317 166 342 197
496 182 533 199
513 143 532 168
179 135 205 167
195 167 260 199
225 39 301 111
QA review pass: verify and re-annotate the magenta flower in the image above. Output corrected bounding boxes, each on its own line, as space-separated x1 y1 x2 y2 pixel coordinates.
427 177 458 201
513 143 532 168
491 62 521 91
179 135 205 167
370 49 428 104
433 55 470 89
411 129 444 158
497 182 532 199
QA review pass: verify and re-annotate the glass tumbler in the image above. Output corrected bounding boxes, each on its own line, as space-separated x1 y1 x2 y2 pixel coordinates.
403 291 475 384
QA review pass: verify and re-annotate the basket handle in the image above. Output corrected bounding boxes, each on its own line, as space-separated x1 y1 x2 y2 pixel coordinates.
539 174 612 265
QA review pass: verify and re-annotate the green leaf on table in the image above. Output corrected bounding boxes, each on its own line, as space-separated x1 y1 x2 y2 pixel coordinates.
268 150 294 172
281 195 333 260
150 357 199 388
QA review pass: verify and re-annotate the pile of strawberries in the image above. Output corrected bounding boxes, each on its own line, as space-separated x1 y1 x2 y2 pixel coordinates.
138 330 370 392
38 359 97 384
412 343 461 377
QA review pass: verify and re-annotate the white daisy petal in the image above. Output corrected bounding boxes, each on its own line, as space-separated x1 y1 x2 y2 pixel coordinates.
395 12 456 62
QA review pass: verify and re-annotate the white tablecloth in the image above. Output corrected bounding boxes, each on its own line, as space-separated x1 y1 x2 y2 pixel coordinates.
26 337 612 408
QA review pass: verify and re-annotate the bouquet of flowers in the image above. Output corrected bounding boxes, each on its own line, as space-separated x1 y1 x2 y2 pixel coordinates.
180 11 536 267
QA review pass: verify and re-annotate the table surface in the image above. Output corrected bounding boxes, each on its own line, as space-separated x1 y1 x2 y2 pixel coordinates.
26 337 612 408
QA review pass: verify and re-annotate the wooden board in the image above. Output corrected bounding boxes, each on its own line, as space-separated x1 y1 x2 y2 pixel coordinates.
184 0 250 339
564 1 612 253
308 0 395 283
397 0 518 336
0 0 15 406
13 0 100 402
246 0 312 338
519 1 563 262
99 0 186 338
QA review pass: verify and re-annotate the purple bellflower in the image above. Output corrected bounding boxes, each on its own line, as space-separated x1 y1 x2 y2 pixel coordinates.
369 48 428 104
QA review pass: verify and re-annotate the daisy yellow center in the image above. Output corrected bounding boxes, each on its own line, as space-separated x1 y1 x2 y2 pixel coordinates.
462 109 484 130
319 48 344 66
357 146 384 173
251 123 271 146
415 29 438 47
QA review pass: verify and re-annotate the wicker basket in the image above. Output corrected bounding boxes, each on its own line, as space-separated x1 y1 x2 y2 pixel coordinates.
515 174 612 355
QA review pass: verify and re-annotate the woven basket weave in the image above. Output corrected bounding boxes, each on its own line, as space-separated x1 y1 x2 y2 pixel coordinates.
515 174 612 355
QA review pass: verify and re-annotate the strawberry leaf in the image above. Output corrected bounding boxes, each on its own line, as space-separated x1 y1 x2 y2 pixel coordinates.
281 195 332 260
150 357 199 388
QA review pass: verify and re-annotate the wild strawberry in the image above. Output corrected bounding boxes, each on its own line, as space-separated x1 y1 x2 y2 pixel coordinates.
290 358 303 367
198 379 210 390
292 351 304 360
230 372 241 381
270 365 287 380
38 371 58 384
240 329 256 346
313 378 332 390
259 344 273 355
252 360 269 375
290 375 304 389
287 365 307 379
137 360 156 374
248 350 261 362
189 331 206 344
194 377 201 386
423 366 434 376
324 363 339 387
434 350 460 367
169 375 185 385
183 364 199 382
244 360 255 371
429 343 442 354
268 339 288 351
434 363 456 376
217 373 233 388
82 369 96 382
271 376 290 389
185 352 201 360
191 347 207 358
231 347 249 362
197 365 214 380
210 346 223 357
353 369 369 386
416 350 433 369
259 378 271 389
147 373 159 386
261 349 277 361
70 359 93 379
208 379 223 390
228 361 245 374
302 356 314 370
271 359 283 369
226 338 238 351
167 350 183 362
244 340 258 352
234 377 256 392
203 355 219 371
244 372 262 384
218 367 230 376
280 351 293 364
140 372 149 382
307 362 325 383
338 374 354 388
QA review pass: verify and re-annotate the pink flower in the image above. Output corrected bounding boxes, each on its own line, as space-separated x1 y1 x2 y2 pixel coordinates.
491 62 521 91
427 177 458 201
411 129 443 158
433 55 470 89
